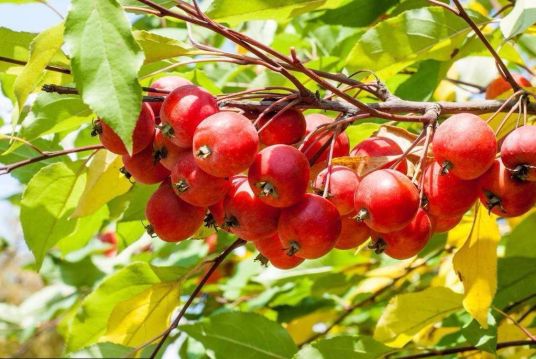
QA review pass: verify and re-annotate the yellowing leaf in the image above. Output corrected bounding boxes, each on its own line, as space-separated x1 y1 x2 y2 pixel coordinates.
72 151 131 218
102 281 179 347
374 286 463 347
447 212 476 248
287 310 338 345
14 22 64 112
452 205 500 328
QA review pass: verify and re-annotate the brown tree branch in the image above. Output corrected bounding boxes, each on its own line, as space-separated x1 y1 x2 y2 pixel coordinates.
391 340 536 359
148 238 247 359
0 145 104 175
450 0 522 93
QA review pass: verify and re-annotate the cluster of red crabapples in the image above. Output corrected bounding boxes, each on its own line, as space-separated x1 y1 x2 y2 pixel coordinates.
92 75 536 269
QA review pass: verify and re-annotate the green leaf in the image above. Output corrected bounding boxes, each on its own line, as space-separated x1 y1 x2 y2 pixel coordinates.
500 0 536 39
346 123 381 149
345 7 488 77
181 312 298 359
395 60 444 101
14 22 64 112
64 0 144 153
207 0 345 25
495 257 536 309
374 286 463 347
68 342 132 358
461 315 497 354
0 27 36 72
295 336 393 359
20 92 92 142
504 212 536 258
20 161 86 269
101 281 179 346
42 255 106 288
315 0 398 27
0 138 63 183
57 206 109 254
72 151 132 218
116 183 158 222
133 30 198 63
66 262 187 352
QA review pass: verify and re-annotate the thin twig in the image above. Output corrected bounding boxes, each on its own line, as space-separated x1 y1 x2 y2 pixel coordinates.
149 238 247 359
0 145 104 175
391 340 535 359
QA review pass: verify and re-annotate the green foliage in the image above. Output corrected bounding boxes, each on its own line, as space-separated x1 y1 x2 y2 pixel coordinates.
1 0 536 357
64 0 144 153
181 312 298 359
295 336 393 359
345 8 488 76
20 161 87 269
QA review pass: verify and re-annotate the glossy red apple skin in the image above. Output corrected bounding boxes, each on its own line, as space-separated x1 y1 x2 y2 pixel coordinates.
302 114 350 164
501 126 536 182
372 209 432 260
193 112 259 178
313 165 359 216
354 169 419 233
171 152 231 207
145 181 205 242
350 136 407 173
223 181 280 241
254 234 304 269
97 103 155 155
248 145 310 208
478 159 536 217
432 113 497 180
148 76 192 118
160 85 219 148
335 214 371 250
278 193 341 259
257 109 306 145
122 145 170 185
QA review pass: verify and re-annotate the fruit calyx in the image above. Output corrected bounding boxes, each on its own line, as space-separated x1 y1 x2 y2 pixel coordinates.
90 120 103 137
254 253 269 267
255 181 278 198
354 208 369 222
119 166 132 180
484 190 505 214
286 240 300 256
159 123 175 138
368 238 386 254
509 164 530 181
204 212 217 229
196 145 212 159
174 179 190 193
145 224 156 238
440 160 453 175
223 215 239 229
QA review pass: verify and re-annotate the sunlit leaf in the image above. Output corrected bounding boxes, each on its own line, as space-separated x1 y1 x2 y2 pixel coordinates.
66 262 186 352
452 206 500 328
374 286 463 347
207 0 345 25
295 335 393 359
14 22 64 112
181 312 298 359
345 8 488 77
133 30 199 63
20 161 86 270
64 0 144 152
72 151 132 218
102 281 179 346
501 0 536 39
